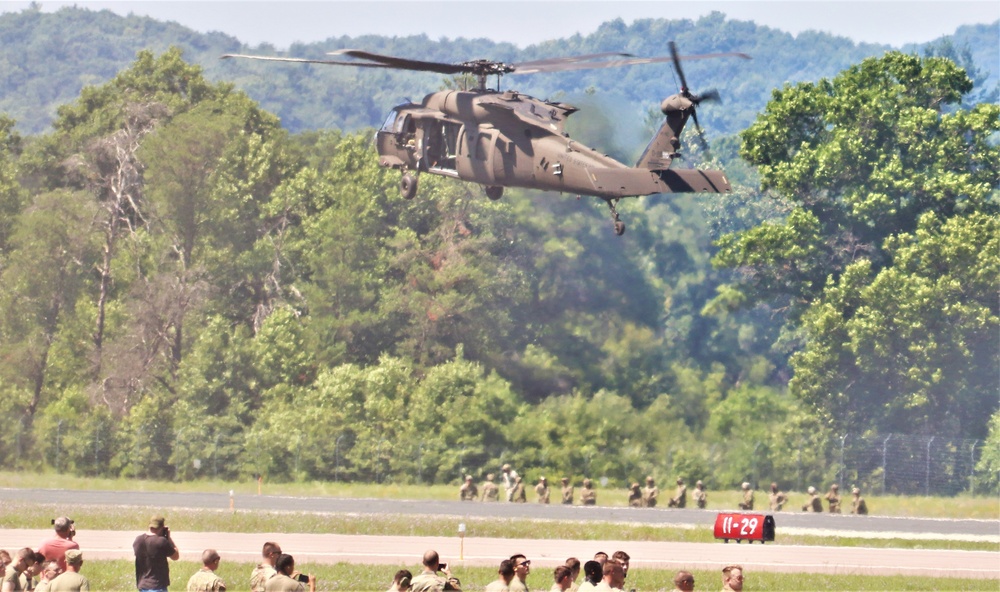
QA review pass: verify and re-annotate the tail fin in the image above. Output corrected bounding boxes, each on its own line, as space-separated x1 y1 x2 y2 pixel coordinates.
635 95 691 170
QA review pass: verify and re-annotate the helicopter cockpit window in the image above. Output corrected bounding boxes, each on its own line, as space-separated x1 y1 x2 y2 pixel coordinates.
380 109 399 133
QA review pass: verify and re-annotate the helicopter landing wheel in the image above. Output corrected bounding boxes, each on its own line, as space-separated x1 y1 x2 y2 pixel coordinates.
485 185 504 201
607 198 626 236
400 173 418 200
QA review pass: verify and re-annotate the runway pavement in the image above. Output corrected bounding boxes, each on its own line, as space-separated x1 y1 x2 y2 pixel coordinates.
1 487 997 539
0 528 997 579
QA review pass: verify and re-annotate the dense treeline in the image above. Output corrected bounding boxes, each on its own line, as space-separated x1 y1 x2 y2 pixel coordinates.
0 32 997 491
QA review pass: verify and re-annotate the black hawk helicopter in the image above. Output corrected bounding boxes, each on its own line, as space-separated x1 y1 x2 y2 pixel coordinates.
222 43 749 235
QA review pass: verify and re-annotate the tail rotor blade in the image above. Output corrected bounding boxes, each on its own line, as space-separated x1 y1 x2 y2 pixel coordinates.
668 41 690 95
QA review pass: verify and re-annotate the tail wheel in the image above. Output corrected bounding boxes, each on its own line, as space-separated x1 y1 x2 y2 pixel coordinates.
614 220 626 236
485 185 504 201
400 173 418 200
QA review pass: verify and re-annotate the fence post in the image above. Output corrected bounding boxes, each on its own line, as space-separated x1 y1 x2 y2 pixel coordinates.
213 433 220 479
417 442 424 485
796 446 802 492
334 433 345 482
94 423 101 473
751 442 761 490
838 433 848 486
969 440 978 495
55 420 63 471
925 436 935 496
881 434 892 495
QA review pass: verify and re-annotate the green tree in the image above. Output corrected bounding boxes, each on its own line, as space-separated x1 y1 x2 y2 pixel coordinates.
714 52 1000 436
0 115 24 255
791 212 999 437
974 409 1000 494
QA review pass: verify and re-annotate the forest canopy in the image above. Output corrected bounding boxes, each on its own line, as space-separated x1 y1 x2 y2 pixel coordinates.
0 9 997 495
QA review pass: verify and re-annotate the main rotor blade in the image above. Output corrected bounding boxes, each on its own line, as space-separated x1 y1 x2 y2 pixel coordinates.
221 53 397 68
511 50 750 75
669 42 689 93
329 49 476 75
514 52 634 67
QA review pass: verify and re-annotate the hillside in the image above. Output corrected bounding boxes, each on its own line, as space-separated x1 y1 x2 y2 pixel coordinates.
0 5 996 142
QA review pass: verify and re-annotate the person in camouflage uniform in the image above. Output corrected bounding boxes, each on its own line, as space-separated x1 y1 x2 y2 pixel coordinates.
642 476 659 508
535 477 551 504
737 482 754 510
512 476 527 503
560 477 574 505
481 474 500 502
851 487 868 515
825 484 842 513
768 482 788 511
186 549 226 592
627 483 642 507
409 550 460 592
459 476 478 501
692 480 707 509
250 542 281 592
802 486 823 512
580 479 597 506
668 477 686 508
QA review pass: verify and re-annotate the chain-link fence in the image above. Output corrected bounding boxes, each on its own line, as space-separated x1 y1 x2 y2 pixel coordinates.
745 433 984 496
3 415 990 495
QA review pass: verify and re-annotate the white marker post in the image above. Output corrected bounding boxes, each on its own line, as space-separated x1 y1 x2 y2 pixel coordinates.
458 523 466 560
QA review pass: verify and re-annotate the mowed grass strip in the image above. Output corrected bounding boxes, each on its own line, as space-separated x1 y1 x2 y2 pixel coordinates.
71 559 1000 591
1 502 996 552
1 471 998 519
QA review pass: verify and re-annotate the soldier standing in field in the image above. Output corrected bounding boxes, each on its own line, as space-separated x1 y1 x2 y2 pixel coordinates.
668 477 686 508
768 482 788 511
580 479 597 506
535 477 551 504
502 464 519 502
642 476 659 507
825 484 842 513
737 482 754 510
512 476 527 503
560 477 574 505
627 482 643 507
851 487 868 515
459 476 478 501
802 486 823 512
481 474 499 502
692 480 707 509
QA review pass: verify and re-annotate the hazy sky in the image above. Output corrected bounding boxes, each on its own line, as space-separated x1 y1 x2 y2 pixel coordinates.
4 1 998 48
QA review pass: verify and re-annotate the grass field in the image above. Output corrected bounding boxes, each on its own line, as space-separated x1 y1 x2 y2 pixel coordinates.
59 559 1000 591
1 501 997 552
2 471 997 519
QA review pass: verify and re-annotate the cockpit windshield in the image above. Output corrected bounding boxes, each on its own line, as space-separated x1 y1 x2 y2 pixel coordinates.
379 109 399 133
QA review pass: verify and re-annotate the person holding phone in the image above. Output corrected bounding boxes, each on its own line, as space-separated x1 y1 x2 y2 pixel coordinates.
263 555 314 592
408 550 460 591
133 516 178 592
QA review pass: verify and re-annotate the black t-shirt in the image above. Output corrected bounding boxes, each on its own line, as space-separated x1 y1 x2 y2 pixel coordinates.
133 533 176 590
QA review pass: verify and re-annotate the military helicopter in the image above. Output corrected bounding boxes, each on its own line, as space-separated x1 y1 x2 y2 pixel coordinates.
222 43 749 235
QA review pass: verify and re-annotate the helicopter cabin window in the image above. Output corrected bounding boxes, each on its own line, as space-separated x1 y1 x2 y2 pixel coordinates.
426 120 462 171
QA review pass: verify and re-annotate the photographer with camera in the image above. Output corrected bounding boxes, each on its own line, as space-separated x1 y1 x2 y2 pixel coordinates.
133 515 179 592
38 517 79 572
409 550 460 591
263 554 314 592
